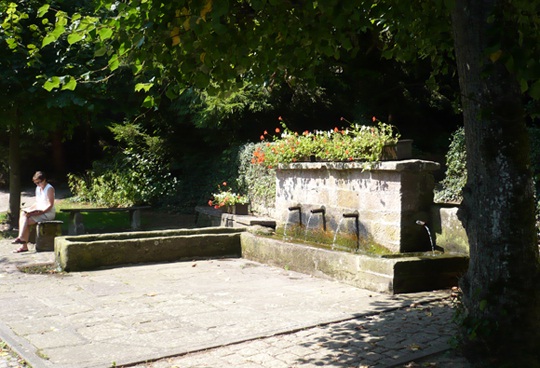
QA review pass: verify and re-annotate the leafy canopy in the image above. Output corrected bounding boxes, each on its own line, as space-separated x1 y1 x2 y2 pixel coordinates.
36 1 540 112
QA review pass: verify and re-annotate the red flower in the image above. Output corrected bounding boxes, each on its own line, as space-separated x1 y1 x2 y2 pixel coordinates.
260 135 264 140
278 116 283 121
222 182 227 186
275 127 280 133
334 127 339 132
264 130 268 135
372 116 377 122
208 199 213 206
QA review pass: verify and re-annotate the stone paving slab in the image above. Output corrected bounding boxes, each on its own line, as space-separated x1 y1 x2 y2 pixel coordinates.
0 239 465 368
134 298 469 368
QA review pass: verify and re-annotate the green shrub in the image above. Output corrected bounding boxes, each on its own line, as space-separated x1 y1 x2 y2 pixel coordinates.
436 126 540 235
237 142 276 215
435 126 466 203
68 123 181 207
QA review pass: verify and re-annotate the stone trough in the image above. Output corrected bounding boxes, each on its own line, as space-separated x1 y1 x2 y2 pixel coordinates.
55 227 244 272
54 226 468 294
241 231 468 294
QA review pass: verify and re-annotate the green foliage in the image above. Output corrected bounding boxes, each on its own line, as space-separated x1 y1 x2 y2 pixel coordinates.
435 126 466 203
208 182 249 209
68 122 180 206
436 126 540 236
253 118 400 167
237 142 276 214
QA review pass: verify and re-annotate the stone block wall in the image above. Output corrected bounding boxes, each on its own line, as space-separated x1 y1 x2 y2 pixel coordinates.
275 160 440 253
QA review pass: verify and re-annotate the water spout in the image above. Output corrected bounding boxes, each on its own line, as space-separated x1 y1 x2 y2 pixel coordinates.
284 205 302 239
304 206 326 239
416 220 435 254
333 211 360 250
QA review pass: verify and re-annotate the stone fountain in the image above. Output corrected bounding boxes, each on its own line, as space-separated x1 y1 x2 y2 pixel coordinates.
241 159 469 294
55 158 468 294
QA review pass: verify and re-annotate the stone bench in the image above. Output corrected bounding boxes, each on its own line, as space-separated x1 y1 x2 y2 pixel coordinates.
60 206 150 235
35 220 64 252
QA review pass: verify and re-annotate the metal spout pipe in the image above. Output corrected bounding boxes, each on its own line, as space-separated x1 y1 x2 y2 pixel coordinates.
310 206 325 214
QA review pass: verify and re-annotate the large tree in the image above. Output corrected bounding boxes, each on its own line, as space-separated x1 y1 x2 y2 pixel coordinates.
41 0 540 364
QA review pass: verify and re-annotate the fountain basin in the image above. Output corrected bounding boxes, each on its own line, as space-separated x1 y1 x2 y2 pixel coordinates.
54 227 467 294
55 227 244 272
241 232 468 294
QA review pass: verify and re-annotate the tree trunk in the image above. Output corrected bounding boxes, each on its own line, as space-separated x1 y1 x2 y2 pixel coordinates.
452 0 540 364
8 111 21 229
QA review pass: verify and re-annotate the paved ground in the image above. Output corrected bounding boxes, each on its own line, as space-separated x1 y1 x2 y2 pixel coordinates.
0 189 471 368
0 237 471 368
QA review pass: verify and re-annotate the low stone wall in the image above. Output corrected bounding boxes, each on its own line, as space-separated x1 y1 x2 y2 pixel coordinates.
55 227 244 271
431 203 469 255
241 232 468 294
276 160 440 253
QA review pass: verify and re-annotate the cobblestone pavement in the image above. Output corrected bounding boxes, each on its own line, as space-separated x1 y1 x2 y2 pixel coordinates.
0 298 470 368
0 342 29 368
132 299 471 368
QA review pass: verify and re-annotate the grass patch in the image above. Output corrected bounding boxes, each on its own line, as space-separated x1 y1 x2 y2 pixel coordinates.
55 199 197 234
17 263 66 276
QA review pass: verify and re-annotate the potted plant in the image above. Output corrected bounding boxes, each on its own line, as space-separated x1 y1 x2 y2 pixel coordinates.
208 182 250 215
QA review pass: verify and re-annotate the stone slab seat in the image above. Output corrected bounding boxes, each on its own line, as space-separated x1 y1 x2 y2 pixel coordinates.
60 206 151 235
36 220 63 252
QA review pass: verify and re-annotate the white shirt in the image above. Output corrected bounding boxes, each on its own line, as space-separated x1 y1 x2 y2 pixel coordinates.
36 183 55 215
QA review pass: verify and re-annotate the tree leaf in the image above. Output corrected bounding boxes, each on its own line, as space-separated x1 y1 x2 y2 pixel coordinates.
98 27 113 41
94 46 108 57
67 32 84 45
529 80 540 100
37 4 50 18
135 83 154 92
109 54 120 71
43 76 61 91
142 95 155 108
42 34 57 47
61 77 77 91
200 0 212 20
